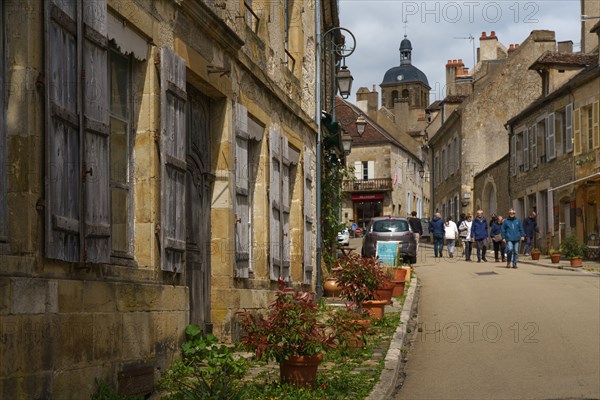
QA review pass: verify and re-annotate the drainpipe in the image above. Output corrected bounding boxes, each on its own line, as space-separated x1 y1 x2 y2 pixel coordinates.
315 0 323 297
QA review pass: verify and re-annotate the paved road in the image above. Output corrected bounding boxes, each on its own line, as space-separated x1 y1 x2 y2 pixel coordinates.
394 243 600 400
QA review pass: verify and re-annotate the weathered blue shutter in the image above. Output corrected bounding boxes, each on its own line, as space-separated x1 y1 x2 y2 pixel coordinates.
269 129 282 280
235 103 249 278
44 0 81 261
303 148 313 285
83 0 110 262
523 129 529 171
281 135 291 280
532 125 538 167
160 48 187 272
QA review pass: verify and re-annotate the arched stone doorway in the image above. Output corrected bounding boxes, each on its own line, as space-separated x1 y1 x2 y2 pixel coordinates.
482 180 497 215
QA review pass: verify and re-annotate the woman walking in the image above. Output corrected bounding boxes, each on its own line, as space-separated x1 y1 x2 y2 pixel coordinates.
444 216 459 258
490 215 506 262
459 214 473 261
502 209 525 269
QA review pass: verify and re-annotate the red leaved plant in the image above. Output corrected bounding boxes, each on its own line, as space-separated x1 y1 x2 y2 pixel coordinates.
332 253 390 306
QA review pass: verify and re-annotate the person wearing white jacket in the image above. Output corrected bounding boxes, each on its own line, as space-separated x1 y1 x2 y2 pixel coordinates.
444 216 459 258
459 214 473 261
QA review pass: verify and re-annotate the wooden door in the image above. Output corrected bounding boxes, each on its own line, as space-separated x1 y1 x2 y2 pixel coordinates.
186 85 212 331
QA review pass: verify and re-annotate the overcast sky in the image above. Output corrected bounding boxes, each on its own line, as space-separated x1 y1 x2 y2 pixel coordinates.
339 1 584 102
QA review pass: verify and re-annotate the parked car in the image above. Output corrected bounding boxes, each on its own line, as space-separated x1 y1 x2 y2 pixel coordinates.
361 216 417 264
337 228 350 246
420 217 430 240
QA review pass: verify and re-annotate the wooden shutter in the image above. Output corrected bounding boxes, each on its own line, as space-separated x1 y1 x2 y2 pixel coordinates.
159 48 187 273
511 135 517 176
83 0 110 262
565 103 573 153
0 3 6 245
354 161 361 180
573 107 581 155
269 129 282 280
523 129 529 171
546 113 556 161
44 0 81 262
367 160 375 180
235 103 249 278
593 101 599 150
303 148 313 285
531 125 538 167
281 136 291 280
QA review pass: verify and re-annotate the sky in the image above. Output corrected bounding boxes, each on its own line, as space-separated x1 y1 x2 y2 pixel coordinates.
339 0 584 102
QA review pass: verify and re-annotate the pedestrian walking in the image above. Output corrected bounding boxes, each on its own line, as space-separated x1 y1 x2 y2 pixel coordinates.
459 214 473 261
408 211 423 255
502 209 525 268
523 211 538 255
470 209 488 262
444 216 459 258
429 212 445 258
490 215 506 262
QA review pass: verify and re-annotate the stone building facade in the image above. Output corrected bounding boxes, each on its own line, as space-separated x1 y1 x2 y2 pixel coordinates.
506 32 600 251
0 0 323 397
473 155 510 219
428 30 559 219
336 98 428 231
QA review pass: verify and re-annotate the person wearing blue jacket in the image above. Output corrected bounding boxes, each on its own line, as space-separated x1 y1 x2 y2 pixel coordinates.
501 209 525 268
429 212 445 258
470 209 488 262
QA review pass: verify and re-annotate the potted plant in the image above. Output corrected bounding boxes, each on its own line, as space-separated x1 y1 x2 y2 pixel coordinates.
561 235 585 267
332 253 390 319
328 306 371 350
238 279 335 387
548 247 561 264
530 248 541 260
323 271 341 297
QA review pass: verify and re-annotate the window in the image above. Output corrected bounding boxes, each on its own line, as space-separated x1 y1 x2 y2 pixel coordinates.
391 90 398 107
510 134 517 176
587 106 593 151
574 107 581 155
555 110 564 156
594 101 600 150
373 219 409 232
109 48 133 258
442 148 447 180
531 124 538 168
303 148 313 284
454 137 459 173
402 89 409 98
235 105 264 278
523 129 529 171
363 161 369 180
44 0 110 263
434 153 439 186
244 1 260 33
449 140 454 174
0 1 7 250
406 193 411 214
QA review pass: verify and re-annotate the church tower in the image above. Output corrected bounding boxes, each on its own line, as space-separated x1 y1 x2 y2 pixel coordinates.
380 36 431 133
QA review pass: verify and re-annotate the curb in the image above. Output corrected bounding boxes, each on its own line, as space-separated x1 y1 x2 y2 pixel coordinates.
367 276 418 400
517 259 600 276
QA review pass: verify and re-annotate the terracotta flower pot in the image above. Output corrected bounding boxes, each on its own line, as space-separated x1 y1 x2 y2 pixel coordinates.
323 277 341 297
391 280 405 297
279 353 324 387
569 257 583 267
361 299 387 319
392 268 407 281
402 266 412 282
531 251 541 260
374 282 394 304
550 253 561 264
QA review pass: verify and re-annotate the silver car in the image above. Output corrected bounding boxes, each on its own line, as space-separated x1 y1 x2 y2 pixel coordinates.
337 228 350 246
361 216 417 264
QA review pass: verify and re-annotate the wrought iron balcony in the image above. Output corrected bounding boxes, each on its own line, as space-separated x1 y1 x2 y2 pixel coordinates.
342 178 393 192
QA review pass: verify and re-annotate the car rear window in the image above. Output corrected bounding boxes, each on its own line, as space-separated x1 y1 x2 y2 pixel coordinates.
372 219 409 233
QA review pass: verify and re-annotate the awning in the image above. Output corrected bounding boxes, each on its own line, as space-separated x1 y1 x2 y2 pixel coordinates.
548 172 600 192
351 193 384 201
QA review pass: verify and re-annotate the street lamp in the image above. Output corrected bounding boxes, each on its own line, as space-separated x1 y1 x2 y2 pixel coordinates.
336 65 354 99
355 115 367 136
341 130 353 155
418 168 425 179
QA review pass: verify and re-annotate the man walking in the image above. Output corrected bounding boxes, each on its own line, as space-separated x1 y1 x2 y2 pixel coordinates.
502 209 525 268
523 211 538 255
429 212 445 258
408 211 423 255
470 209 488 262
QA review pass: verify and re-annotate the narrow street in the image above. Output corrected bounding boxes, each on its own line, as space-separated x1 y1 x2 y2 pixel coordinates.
393 243 600 400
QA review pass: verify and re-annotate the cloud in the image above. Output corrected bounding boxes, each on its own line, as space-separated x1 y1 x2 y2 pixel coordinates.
339 1 582 101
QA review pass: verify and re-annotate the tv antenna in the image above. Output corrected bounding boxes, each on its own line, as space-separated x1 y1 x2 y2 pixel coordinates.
453 34 476 69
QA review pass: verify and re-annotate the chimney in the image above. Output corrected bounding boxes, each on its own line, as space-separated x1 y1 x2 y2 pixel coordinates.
480 30 499 61
557 40 573 53
507 44 516 53
445 59 457 96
